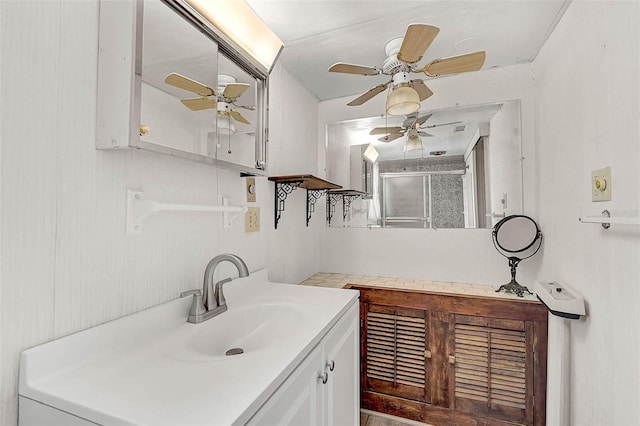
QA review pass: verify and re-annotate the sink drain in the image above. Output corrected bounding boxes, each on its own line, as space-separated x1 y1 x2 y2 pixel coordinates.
225 348 244 356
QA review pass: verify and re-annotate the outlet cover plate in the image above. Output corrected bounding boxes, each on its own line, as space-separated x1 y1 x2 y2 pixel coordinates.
592 167 611 202
245 207 260 232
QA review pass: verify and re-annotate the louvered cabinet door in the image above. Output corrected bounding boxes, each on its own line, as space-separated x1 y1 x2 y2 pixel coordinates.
362 304 430 403
451 314 534 425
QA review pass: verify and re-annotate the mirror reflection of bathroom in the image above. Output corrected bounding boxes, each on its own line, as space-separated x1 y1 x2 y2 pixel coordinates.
326 100 523 229
139 0 259 169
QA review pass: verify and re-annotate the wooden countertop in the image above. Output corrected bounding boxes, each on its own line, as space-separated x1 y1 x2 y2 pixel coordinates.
300 272 539 302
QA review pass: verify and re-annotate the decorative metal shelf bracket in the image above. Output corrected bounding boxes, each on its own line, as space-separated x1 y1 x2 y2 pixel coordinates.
343 194 361 221
274 181 302 229
306 189 328 227
270 175 342 229
326 193 342 225
325 190 369 225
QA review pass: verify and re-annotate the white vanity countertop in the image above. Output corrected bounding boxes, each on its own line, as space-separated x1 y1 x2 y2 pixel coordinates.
19 269 359 425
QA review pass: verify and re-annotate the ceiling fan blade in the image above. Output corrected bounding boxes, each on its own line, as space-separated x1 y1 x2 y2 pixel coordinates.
165 73 215 96
418 131 434 137
228 109 251 125
222 83 250 99
409 79 434 102
424 120 463 128
328 62 381 76
370 126 403 135
347 82 390 106
423 51 486 77
378 132 404 142
402 112 432 129
180 97 217 111
415 112 433 127
397 24 440 64
233 103 256 111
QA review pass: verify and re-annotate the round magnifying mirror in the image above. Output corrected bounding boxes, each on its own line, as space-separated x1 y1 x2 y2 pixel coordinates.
494 215 540 253
492 215 543 297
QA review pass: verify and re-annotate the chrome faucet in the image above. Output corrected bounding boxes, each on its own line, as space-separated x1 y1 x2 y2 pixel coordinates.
180 254 249 324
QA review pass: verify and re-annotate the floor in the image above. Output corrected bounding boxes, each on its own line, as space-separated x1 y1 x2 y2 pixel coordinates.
361 410 428 426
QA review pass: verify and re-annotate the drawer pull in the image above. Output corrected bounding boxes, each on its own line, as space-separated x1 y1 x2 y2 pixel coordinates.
319 372 328 384
327 360 335 371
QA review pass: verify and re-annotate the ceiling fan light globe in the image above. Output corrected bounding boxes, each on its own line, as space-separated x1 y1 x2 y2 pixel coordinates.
216 114 236 132
386 86 420 116
404 134 423 152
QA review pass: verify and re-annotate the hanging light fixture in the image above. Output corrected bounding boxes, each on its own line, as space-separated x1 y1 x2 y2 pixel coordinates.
386 83 420 116
404 129 423 152
363 144 379 163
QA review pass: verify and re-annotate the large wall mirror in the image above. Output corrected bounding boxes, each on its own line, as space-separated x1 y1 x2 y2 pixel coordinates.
96 0 267 174
326 100 523 229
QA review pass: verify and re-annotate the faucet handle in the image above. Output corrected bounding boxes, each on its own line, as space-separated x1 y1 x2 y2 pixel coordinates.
215 278 233 307
180 289 206 322
180 289 202 298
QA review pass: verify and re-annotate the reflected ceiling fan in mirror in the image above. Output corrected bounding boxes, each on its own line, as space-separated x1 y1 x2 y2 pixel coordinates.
369 113 434 143
370 112 463 152
164 73 254 125
328 24 486 115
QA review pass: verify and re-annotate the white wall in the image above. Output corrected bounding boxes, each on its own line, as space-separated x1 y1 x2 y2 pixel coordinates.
0 1 318 424
318 64 540 286
487 101 523 222
533 1 640 425
266 62 323 284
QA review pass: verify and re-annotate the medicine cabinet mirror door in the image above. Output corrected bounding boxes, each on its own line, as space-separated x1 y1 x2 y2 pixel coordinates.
96 0 267 175
326 100 523 229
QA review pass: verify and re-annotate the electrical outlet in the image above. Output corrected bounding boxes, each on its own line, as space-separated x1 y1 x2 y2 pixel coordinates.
246 177 256 202
245 207 260 232
592 167 611 202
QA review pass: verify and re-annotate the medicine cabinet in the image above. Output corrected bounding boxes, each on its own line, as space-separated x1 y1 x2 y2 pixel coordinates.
96 0 269 175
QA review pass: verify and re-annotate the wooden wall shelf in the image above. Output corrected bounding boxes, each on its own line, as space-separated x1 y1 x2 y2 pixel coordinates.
268 175 342 228
327 190 370 224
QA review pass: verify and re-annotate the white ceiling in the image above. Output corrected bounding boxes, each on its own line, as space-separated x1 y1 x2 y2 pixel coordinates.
246 0 571 102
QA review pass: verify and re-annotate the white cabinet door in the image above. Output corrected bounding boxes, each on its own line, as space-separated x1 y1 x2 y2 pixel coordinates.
248 301 360 426
321 303 359 426
247 347 324 426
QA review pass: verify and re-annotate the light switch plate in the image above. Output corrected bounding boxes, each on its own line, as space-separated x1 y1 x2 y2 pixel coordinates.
245 207 260 232
591 167 611 202
246 177 256 202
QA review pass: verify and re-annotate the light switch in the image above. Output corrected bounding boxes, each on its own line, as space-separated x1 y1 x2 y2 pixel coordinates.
591 167 611 202
246 177 256 202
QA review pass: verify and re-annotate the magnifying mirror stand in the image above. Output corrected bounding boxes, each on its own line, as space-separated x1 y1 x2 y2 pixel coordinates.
496 256 533 297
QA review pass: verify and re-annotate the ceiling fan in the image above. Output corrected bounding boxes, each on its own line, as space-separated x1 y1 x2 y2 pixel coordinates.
369 113 434 142
328 24 486 115
371 112 463 152
164 73 254 125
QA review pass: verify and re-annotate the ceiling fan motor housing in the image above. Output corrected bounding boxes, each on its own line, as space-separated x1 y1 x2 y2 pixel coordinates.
382 56 403 74
217 101 231 113
391 72 411 87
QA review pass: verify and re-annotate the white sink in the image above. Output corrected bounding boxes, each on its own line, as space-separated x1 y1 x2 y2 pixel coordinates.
163 302 309 361
19 269 359 426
